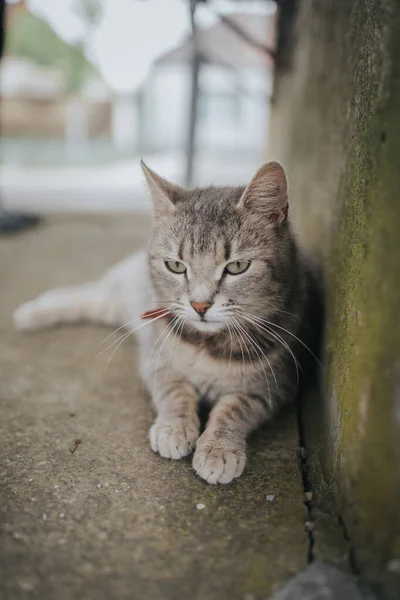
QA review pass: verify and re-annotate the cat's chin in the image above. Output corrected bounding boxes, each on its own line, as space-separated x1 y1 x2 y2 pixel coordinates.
189 319 226 335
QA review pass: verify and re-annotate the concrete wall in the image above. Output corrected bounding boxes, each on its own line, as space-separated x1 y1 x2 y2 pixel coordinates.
269 1 400 596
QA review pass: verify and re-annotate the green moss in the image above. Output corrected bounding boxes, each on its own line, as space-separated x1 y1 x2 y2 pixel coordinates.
272 0 400 595
325 3 400 578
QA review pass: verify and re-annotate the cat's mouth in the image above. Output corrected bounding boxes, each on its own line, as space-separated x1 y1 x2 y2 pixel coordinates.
141 307 226 334
188 318 226 334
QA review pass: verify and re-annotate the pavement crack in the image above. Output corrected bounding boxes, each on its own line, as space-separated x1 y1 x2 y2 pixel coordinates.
297 443 315 563
295 393 316 563
296 390 357 572
337 513 361 575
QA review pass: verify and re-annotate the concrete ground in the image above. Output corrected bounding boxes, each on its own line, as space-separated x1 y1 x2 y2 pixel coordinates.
1 215 318 600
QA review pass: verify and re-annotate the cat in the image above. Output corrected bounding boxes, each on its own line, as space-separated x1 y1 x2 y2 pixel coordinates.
13 160 323 484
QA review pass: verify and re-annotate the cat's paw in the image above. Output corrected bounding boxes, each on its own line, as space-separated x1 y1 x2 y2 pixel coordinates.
149 417 200 460
193 433 246 484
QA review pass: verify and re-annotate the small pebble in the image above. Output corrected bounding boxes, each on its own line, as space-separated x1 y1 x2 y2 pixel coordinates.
42 513 48 521
387 558 400 573
305 521 314 532
266 495 275 502
96 484 102 489
299 447 308 460
18 579 35 592
304 491 313 502
59 513 65 519
196 503 206 510
104 482 109 487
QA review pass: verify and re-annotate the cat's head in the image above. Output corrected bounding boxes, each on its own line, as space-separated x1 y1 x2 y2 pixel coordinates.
143 160 295 335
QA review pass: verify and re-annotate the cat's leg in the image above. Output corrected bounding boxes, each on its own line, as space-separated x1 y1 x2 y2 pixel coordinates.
192 393 268 484
149 372 200 460
13 282 119 331
13 251 147 332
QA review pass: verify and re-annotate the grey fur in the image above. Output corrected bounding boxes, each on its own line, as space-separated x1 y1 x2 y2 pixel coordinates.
13 161 324 484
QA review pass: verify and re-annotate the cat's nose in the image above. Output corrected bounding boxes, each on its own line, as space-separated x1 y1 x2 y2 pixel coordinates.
190 301 212 316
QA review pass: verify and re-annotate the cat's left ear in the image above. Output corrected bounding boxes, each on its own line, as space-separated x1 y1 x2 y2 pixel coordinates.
237 161 289 224
141 160 183 221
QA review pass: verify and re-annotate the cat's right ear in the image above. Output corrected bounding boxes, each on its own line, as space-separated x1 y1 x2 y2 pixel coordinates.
237 161 289 224
141 160 182 221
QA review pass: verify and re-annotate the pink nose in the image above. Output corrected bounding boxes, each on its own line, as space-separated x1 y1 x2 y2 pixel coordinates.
190 301 211 316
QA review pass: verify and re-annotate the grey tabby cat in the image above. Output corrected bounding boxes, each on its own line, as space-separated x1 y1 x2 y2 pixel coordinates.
13 160 323 484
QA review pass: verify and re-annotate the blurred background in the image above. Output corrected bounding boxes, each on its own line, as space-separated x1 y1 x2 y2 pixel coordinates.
2 3 400 598
0 0 276 214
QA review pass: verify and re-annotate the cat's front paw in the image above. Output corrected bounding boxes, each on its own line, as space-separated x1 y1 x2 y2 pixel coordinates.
193 433 246 484
149 416 200 460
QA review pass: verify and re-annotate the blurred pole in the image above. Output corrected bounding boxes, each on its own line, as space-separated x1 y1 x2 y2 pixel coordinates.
185 0 200 187
0 0 41 234
0 0 3 59
0 0 7 216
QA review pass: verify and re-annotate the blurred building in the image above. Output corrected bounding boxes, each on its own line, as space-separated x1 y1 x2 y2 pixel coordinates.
1 7 275 163
0 56 111 139
142 13 275 152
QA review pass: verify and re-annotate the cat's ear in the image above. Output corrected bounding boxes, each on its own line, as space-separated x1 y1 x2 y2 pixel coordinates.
237 161 289 223
141 160 182 220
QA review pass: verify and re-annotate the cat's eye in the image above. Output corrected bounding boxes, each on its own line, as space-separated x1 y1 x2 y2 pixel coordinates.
165 260 187 274
225 260 251 275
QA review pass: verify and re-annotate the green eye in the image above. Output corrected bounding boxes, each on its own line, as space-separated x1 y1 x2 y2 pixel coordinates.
225 260 251 275
165 260 187 274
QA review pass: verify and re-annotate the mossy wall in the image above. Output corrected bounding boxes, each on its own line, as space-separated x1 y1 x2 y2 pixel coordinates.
269 0 400 596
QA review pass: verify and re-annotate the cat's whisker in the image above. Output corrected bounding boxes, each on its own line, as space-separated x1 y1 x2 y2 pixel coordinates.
155 315 182 386
97 311 172 358
238 302 308 325
226 319 234 370
99 328 133 363
229 318 248 396
232 318 275 404
238 309 321 369
232 319 253 368
165 316 186 381
231 317 273 407
150 318 178 388
98 316 145 347
104 312 177 371
152 316 181 393
170 318 186 382
237 311 301 389
104 328 136 371
238 310 300 367
142 318 177 393
99 303 184 349
174 318 186 364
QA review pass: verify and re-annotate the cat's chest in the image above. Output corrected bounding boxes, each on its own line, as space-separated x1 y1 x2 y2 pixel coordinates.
169 337 259 401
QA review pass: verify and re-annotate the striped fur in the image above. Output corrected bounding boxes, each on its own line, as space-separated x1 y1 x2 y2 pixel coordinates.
13 161 323 484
